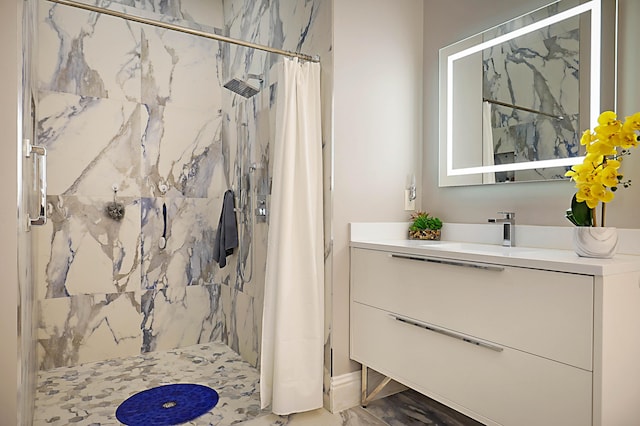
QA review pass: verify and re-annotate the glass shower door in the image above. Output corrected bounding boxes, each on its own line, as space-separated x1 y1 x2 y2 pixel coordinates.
18 0 42 423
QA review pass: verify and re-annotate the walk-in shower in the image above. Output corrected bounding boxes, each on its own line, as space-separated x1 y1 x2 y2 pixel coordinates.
18 0 323 423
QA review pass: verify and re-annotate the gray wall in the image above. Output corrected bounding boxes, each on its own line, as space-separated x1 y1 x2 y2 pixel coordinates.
333 0 424 377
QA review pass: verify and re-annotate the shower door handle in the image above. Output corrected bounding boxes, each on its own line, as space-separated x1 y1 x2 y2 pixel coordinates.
25 139 47 227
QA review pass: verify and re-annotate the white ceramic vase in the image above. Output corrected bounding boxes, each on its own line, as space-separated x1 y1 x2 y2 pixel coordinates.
573 227 618 259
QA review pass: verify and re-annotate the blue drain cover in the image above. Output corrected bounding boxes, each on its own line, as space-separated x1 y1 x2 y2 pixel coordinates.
115 383 219 425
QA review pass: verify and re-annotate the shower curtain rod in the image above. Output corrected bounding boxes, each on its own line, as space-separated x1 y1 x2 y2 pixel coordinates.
46 0 320 63
483 98 564 120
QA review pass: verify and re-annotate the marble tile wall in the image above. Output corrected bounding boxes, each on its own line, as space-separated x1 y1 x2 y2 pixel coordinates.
34 0 229 370
33 0 332 373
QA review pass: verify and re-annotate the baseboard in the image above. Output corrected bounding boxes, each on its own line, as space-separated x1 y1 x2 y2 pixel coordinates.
329 371 361 413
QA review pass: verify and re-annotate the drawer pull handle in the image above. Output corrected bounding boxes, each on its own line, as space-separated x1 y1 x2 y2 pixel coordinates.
390 314 504 352
390 254 504 272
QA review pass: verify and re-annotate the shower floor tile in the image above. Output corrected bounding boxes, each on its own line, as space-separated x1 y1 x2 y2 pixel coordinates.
34 342 264 425
34 342 480 425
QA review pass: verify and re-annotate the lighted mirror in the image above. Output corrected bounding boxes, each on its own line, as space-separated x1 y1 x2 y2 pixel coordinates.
438 0 616 187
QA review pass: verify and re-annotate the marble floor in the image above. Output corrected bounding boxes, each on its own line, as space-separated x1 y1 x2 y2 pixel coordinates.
34 342 482 425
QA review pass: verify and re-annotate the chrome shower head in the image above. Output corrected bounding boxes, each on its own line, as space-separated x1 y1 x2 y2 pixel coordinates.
224 78 260 98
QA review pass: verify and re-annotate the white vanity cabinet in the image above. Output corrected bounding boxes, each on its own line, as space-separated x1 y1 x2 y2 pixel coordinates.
350 245 640 426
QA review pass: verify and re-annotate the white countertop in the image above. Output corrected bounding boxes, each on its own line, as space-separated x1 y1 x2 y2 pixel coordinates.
350 223 640 276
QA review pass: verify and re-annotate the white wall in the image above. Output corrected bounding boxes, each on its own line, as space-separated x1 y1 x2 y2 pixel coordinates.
422 0 640 229
0 0 20 422
333 0 424 376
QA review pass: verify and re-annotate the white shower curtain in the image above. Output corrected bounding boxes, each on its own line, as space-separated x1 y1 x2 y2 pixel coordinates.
260 58 324 415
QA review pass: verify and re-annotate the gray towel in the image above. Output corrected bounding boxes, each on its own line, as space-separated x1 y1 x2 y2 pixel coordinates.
213 190 239 268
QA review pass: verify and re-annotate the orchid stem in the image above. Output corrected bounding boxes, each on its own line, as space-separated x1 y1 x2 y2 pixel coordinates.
601 202 606 227
591 208 598 227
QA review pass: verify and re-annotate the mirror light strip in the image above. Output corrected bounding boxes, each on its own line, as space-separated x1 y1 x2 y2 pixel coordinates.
447 0 601 176
449 1 596 62
448 157 585 177
590 0 602 132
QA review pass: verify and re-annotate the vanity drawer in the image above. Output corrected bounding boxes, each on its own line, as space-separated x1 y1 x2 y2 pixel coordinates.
350 248 594 370
351 301 593 426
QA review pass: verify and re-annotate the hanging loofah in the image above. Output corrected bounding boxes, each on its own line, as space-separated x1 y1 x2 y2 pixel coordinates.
106 201 125 221
106 185 126 221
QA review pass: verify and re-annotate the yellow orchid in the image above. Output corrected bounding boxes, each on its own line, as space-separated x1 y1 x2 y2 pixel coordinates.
623 112 640 132
618 131 639 149
575 184 599 209
580 129 594 146
584 152 604 165
597 111 617 125
585 139 617 156
566 110 640 227
599 164 620 187
589 183 614 203
565 162 593 181
596 111 622 133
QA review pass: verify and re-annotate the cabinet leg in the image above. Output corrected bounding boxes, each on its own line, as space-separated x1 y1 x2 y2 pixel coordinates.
361 365 368 407
361 365 392 407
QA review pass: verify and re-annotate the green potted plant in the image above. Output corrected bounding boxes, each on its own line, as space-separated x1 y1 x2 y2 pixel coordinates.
408 211 443 240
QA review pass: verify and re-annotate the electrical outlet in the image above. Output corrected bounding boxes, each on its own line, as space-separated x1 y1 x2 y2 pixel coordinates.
404 189 415 211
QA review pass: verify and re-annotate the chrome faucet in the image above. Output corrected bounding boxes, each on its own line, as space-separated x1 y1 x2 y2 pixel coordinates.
488 212 515 247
